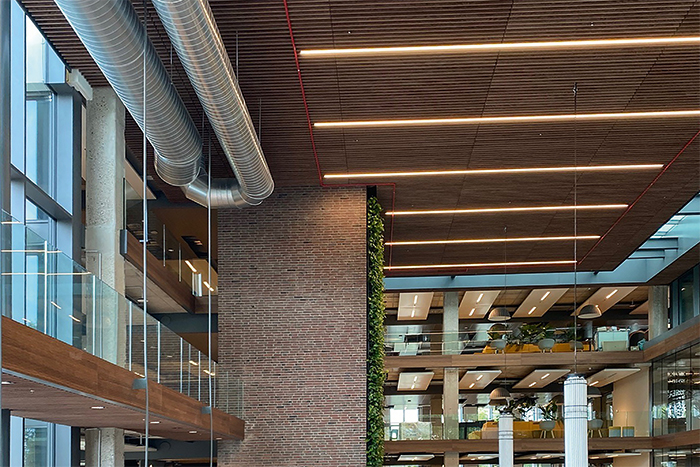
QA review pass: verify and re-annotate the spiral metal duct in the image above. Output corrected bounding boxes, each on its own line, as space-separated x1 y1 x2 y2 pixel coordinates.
53 0 201 187
151 0 274 206
53 0 274 207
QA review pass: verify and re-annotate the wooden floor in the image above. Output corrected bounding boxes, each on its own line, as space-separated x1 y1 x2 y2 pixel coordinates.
1 317 244 441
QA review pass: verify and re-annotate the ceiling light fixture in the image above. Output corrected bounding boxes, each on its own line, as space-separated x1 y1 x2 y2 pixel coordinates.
528 306 537 315
385 260 576 271
469 382 475 389
315 110 700 129
324 164 662 179
578 304 602 319
488 307 511 322
469 308 476 316
529 381 537 387
300 36 700 57
489 386 511 402
541 291 551 301
185 260 197 273
386 204 627 216
476 375 484 381
91 406 105 410
386 235 600 246
541 373 551 380
413 294 418 305
605 289 618 299
476 293 484 303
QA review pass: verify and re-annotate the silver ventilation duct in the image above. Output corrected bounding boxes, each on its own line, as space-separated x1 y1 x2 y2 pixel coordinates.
151 0 274 207
53 0 274 207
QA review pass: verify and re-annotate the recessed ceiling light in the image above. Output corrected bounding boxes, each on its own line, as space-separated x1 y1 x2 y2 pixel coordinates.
91 406 105 410
476 293 484 303
469 382 475 388
469 308 476 316
300 36 700 57
315 110 700 128
1 381 14 385
189 430 198 434
476 375 484 381
386 235 600 246
528 307 537 315
189 360 199 366
541 291 551 301
324 164 662 179
385 260 576 271
185 260 197 273
605 289 619 299
150 421 160 424
386 204 627 216
529 381 537 387
541 373 551 380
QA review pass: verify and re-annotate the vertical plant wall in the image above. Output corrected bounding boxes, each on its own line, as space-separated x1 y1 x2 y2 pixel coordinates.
367 196 386 467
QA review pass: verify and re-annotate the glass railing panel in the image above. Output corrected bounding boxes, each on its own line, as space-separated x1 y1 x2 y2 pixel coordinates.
385 327 645 356
1 210 243 417
383 412 651 441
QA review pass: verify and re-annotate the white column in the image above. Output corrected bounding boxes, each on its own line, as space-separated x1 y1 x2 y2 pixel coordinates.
564 375 588 467
84 87 126 466
499 413 514 467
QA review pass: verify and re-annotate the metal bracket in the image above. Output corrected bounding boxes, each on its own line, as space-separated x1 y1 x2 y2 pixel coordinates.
132 377 148 390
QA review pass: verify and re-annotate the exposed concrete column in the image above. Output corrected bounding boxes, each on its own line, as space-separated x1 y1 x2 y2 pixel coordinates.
443 291 460 355
444 451 460 467
84 87 126 466
443 368 460 440
443 367 460 465
648 286 669 340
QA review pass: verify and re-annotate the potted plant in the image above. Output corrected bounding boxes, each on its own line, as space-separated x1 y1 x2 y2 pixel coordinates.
538 400 558 433
518 323 555 352
488 324 508 352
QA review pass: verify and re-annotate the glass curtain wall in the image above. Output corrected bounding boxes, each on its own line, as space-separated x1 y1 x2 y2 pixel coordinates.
652 342 700 436
7 1 78 465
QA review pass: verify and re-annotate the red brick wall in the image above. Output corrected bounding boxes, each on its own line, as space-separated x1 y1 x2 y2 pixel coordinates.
217 186 367 466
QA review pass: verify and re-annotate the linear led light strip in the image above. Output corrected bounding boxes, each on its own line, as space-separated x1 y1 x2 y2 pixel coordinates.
387 235 600 246
386 204 627 216
324 164 663 179
299 36 700 57
315 110 700 128
384 260 576 270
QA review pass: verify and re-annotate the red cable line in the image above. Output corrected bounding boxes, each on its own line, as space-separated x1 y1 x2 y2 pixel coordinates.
282 0 397 266
579 129 700 264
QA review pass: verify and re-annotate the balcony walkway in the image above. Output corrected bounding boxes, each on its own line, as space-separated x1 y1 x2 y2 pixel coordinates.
1 317 244 441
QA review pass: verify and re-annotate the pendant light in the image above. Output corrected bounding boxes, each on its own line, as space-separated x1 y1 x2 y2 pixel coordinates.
488 307 511 322
489 227 511 322
489 386 511 402
578 304 602 320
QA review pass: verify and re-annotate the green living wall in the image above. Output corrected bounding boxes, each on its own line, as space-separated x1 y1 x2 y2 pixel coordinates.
367 197 386 466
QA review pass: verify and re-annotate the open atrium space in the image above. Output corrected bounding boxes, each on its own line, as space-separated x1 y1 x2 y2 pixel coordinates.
0 0 699 466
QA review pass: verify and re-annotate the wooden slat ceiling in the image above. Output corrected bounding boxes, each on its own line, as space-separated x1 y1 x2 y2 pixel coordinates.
19 0 700 276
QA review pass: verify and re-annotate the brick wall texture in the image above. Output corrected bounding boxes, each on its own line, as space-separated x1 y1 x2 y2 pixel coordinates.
217 186 367 466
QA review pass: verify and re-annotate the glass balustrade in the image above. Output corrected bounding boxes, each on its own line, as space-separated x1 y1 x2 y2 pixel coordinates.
0 210 241 417
385 327 646 356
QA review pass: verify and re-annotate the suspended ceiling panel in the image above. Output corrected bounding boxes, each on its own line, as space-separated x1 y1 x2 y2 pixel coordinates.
513 288 568 318
459 290 501 319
